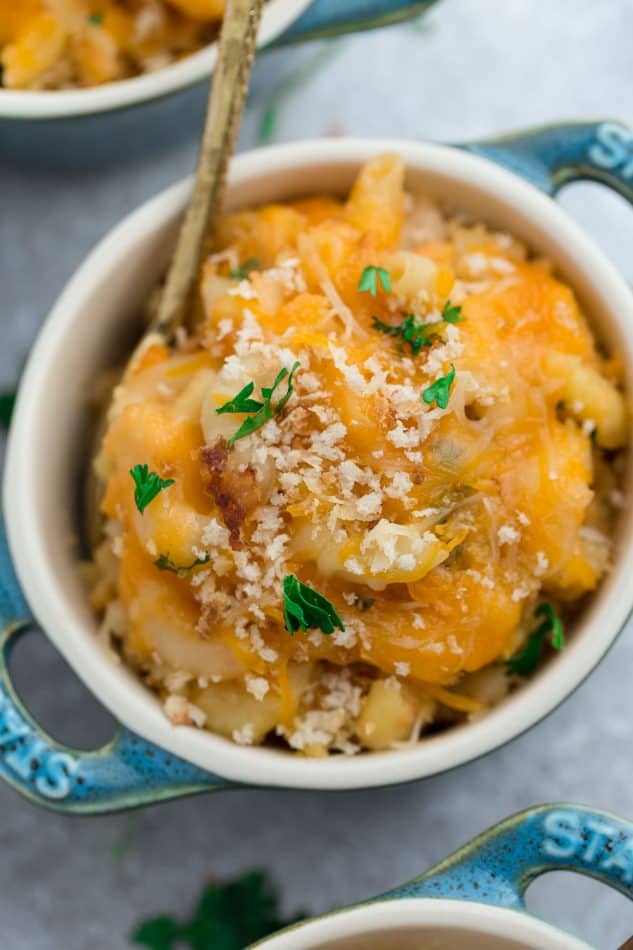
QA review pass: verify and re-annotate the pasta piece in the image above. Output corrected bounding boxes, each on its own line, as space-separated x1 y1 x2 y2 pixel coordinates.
2 13 68 89
386 250 437 303
345 154 405 246
322 521 464 591
355 678 418 750
192 680 281 744
546 352 628 449
165 0 225 19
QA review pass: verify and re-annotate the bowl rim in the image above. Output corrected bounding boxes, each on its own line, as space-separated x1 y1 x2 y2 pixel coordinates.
249 898 589 949
5 137 633 790
0 0 311 120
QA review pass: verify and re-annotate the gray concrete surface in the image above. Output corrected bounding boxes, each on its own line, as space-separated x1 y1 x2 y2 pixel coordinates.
2 1 633 946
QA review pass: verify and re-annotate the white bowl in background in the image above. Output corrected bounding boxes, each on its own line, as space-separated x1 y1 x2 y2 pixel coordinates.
253 900 589 950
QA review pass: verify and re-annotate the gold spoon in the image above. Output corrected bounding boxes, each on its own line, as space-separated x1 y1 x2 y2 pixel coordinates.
153 0 265 342
86 0 264 550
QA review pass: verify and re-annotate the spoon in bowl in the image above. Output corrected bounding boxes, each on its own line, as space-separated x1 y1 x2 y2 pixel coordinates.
152 0 265 342
85 0 265 550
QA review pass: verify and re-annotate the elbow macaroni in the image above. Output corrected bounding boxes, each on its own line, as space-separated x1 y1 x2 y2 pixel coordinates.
545 352 629 449
386 250 438 305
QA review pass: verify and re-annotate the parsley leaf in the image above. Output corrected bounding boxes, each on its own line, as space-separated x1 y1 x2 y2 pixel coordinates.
372 314 439 356
422 364 456 410
133 870 301 950
216 381 264 415
506 603 565 676
229 258 259 280
129 464 174 515
217 362 300 449
283 574 345 636
154 553 209 578
441 299 464 324
358 265 392 296
88 11 103 24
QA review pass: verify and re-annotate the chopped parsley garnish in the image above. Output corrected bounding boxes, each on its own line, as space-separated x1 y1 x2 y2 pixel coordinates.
506 603 565 676
132 870 301 950
422 364 456 410
154 553 209 578
129 464 174 515
283 574 345 636
358 596 375 612
217 362 300 449
372 314 439 356
371 300 464 356
358 265 392 296
441 299 464 324
229 258 259 280
88 12 103 24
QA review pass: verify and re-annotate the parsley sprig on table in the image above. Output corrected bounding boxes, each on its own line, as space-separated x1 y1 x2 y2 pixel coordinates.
129 464 175 515
0 391 16 429
154 554 209 578
358 265 392 296
133 870 302 950
217 362 300 449
506 603 565 676
422 364 456 410
283 574 345 636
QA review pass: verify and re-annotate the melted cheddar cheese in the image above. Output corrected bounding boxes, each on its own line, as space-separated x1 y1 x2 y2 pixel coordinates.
91 155 629 755
0 0 224 90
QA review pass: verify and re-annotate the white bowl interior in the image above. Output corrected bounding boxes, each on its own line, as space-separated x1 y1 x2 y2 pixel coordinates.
5 139 633 789
253 900 590 950
0 0 311 119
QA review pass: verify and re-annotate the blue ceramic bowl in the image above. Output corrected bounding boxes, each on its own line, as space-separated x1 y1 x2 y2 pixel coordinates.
2 122 633 813
252 804 633 949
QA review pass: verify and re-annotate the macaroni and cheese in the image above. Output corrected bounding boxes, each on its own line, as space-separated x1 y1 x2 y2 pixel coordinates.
89 155 628 755
0 0 224 89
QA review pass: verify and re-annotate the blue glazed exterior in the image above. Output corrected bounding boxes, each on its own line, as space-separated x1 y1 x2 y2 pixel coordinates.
389 803 633 907
3 119 633 814
459 119 633 201
0 525 229 814
274 0 439 45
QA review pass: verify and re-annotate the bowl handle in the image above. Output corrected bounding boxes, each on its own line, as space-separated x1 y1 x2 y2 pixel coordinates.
0 525 231 814
458 120 633 202
271 0 440 46
386 803 633 909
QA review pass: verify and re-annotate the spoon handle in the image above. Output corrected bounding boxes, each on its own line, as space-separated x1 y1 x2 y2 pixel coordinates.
154 0 265 338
